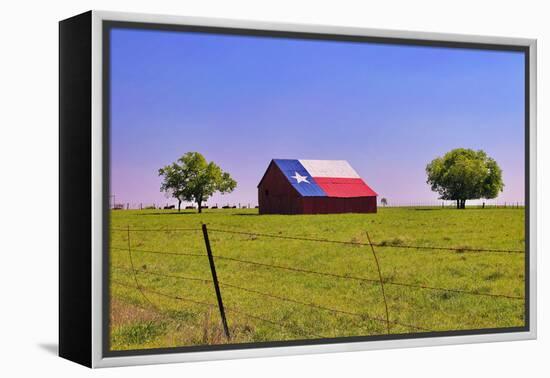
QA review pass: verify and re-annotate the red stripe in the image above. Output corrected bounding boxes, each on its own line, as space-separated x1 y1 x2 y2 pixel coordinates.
313 177 377 198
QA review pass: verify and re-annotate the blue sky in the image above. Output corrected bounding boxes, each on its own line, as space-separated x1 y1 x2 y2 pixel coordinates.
110 28 525 207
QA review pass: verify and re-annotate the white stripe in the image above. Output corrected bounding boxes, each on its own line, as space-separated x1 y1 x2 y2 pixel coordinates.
299 160 360 178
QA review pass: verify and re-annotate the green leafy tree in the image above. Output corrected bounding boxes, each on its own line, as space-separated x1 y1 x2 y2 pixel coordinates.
158 152 237 213
426 148 504 209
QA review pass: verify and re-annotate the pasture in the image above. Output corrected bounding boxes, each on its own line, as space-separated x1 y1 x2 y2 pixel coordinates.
109 207 525 351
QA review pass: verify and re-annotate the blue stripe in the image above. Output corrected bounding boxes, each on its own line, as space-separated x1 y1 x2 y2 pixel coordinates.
273 159 327 197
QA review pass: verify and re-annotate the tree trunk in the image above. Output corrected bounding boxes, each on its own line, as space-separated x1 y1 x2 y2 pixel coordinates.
456 199 460 209
197 196 203 214
177 199 181 212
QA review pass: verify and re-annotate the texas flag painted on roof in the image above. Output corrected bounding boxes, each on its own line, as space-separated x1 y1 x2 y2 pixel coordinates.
272 159 377 198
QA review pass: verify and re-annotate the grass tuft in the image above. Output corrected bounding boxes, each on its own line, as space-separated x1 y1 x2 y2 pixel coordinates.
113 321 167 346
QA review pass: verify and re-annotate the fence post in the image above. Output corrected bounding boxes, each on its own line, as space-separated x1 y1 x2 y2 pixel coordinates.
126 225 157 309
201 224 231 340
365 231 391 334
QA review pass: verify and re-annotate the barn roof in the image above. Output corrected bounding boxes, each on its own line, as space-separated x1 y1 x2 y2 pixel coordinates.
260 159 377 198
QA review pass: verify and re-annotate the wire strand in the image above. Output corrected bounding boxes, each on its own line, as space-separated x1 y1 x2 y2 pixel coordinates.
112 265 430 332
206 228 524 254
111 226 524 253
111 247 524 300
124 226 159 310
111 279 323 338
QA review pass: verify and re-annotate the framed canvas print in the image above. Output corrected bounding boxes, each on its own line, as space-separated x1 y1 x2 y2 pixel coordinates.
59 10 537 368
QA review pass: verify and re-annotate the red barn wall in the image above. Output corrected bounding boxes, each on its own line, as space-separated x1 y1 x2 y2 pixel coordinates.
258 162 301 214
300 196 377 214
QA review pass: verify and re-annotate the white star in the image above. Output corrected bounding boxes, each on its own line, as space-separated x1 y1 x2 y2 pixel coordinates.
291 171 310 184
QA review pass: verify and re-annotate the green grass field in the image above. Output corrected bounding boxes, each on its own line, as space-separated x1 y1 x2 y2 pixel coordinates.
109 207 525 351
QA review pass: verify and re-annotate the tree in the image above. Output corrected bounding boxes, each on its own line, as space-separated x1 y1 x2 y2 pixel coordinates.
381 198 388 207
426 148 504 209
158 152 237 213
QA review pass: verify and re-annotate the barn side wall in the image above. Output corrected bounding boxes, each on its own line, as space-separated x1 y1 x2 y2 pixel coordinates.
258 163 301 214
300 196 377 214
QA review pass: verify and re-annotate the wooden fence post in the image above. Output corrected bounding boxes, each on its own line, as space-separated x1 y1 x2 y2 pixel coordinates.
201 224 230 340
365 231 391 334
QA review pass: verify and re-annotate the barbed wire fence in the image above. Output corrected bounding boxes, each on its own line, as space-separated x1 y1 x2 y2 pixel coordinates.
110 225 525 341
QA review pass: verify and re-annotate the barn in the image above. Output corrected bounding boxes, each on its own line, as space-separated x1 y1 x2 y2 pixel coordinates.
258 159 377 214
